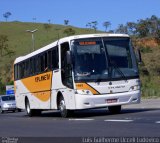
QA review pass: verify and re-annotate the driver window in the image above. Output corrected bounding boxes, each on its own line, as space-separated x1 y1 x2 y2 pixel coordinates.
61 42 73 89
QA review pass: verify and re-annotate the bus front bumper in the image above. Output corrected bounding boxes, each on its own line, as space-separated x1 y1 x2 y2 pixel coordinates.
75 90 141 109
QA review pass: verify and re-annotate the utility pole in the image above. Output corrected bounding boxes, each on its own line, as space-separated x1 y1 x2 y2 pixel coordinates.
26 29 38 51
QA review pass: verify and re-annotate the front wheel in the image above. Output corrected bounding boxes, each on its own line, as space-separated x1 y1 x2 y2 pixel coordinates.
58 96 73 118
108 105 121 114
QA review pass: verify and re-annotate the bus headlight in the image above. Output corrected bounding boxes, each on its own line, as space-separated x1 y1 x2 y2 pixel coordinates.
75 90 92 95
129 85 140 91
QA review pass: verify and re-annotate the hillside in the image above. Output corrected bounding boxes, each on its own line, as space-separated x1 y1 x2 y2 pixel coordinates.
132 37 160 97
0 22 160 97
0 22 99 82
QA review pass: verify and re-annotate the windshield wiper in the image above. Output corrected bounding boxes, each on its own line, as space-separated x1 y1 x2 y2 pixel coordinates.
102 39 127 82
110 61 128 81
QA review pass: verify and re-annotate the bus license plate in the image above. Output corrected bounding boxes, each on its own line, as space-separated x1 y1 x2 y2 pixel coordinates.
106 99 117 103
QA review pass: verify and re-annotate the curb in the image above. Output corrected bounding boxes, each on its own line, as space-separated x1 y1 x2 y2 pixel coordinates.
124 98 160 109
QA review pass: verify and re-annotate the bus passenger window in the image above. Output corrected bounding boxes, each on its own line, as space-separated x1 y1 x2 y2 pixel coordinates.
52 46 59 69
40 55 44 72
33 57 36 75
30 58 33 75
36 56 40 74
48 50 52 70
26 61 28 76
44 52 48 72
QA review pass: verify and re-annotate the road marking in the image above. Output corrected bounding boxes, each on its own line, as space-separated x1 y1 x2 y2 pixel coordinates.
155 121 160 124
69 118 94 121
104 119 133 122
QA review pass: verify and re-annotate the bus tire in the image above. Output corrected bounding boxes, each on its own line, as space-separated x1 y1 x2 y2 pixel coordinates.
25 98 34 117
108 105 121 114
58 96 73 118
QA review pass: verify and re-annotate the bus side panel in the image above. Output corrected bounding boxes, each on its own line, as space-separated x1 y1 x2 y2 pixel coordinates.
29 91 51 109
16 71 53 110
14 80 26 109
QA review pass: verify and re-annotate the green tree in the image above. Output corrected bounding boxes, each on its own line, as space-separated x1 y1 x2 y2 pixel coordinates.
3 12 12 22
64 20 69 26
92 21 98 32
0 35 8 56
126 22 137 35
0 35 14 57
136 20 150 37
115 15 160 38
63 28 75 36
48 19 51 24
115 24 128 34
149 15 160 39
103 21 111 32
0 77 5 94
86 22 92 29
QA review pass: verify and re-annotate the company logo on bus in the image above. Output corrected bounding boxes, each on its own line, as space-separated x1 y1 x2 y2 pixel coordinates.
108 85 125 89
35 74 51 82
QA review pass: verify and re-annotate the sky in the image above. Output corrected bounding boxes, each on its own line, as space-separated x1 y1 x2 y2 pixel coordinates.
0 0 160 31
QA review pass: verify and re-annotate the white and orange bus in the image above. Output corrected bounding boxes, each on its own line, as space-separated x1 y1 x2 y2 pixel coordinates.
14 34 141 117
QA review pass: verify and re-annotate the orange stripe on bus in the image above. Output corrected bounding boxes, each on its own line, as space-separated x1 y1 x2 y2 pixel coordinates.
76 83 99 95
21 71 52 102
33 91 51 102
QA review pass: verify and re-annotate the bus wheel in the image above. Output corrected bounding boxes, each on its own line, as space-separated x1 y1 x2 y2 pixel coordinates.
25 99 34 117
108 105 121 114
58 96 73 118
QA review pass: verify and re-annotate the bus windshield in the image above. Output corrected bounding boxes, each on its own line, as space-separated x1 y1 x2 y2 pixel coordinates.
71 37 139 82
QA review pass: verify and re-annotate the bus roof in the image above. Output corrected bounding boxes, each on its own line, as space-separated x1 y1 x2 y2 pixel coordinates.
14 33 129 64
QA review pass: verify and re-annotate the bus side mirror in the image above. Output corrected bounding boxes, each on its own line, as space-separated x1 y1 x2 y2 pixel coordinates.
66 51 72 65
135 49 142 64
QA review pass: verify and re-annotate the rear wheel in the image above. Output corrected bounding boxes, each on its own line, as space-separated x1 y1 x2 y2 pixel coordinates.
108 105 121 114
25 99 41 117
58 96 73 118
25 99 34 117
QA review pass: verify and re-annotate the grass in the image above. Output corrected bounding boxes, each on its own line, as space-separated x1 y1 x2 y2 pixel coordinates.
140 75 160 98
138 45 160 98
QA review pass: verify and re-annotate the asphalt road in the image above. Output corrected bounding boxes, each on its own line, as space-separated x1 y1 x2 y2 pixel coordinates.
0 99 160 143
